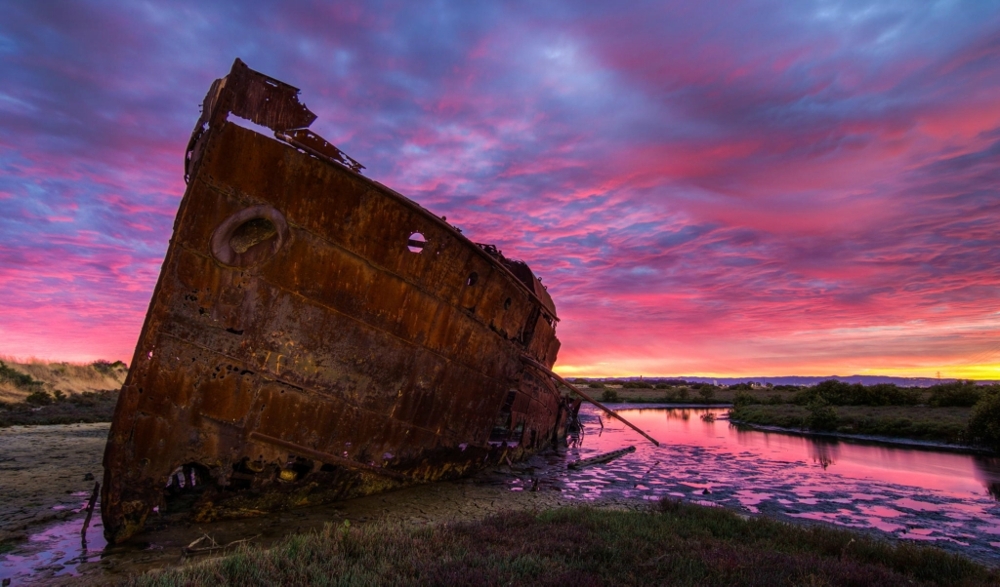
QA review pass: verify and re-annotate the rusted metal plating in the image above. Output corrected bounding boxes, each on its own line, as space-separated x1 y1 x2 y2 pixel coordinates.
102 59 575 544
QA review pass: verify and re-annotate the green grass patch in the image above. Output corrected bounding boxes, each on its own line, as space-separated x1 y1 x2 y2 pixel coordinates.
123 501 997 586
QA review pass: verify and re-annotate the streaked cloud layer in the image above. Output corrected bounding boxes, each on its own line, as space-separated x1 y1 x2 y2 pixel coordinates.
1 1 998 377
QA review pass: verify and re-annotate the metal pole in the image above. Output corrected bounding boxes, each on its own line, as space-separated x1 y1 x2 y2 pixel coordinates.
523 356 661 447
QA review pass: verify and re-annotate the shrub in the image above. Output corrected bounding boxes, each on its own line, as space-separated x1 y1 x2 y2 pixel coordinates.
91 360 127 375
857 383 921 406
697 387 716 402
587 381 605 389
732 391 758 406
622 380 653 389
794 380 920 406
25 389 53 406
928 381 983 407
806 400 838 431
600 389 620 403
0 361 42 391
966 390 1000 452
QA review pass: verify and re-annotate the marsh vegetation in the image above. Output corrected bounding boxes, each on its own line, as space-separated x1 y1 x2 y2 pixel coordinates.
123 500 998 586
571 378 1000 452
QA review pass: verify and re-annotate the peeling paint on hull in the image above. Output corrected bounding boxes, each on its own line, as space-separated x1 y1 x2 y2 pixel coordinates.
101 59 576 544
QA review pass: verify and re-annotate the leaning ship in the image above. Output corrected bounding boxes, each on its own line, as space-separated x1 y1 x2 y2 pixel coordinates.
102 59 576 543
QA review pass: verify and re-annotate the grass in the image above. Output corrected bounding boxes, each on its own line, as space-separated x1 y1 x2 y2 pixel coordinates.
729 404 973 445
0 357 126 404
0 357 125 426
123 500 998 586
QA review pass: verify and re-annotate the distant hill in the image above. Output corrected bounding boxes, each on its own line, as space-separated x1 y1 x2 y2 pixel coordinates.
576 375 999 388
0 358 127 403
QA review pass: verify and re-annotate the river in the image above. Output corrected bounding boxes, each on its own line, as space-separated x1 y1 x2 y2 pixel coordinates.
553 405 1000 563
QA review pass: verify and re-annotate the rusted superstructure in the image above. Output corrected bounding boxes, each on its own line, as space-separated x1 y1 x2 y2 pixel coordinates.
102 59 575 543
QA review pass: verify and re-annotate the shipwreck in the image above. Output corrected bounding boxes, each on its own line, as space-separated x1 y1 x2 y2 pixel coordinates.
101 59 581 543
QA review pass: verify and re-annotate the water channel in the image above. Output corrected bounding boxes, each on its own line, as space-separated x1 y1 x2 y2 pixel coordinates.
2 406 999 583
556 405 1000 563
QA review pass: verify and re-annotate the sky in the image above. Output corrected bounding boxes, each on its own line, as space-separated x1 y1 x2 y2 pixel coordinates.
1 1 999 378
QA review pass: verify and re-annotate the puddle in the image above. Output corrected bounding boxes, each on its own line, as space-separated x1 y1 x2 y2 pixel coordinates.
0 512 105 585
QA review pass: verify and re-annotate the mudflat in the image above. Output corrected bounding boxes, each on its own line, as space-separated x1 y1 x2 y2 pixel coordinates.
0 423 625 585
0 423 107 542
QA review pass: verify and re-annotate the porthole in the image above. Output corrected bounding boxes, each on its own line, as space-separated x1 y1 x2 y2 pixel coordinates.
230 218 276 254
211 205 288 268
407 232 426 253
466 272 478 286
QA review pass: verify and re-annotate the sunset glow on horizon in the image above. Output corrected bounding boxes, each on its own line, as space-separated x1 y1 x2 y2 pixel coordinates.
1 1 999 379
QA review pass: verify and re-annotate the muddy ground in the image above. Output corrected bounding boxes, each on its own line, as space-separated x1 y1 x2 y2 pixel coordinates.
0 424 107 543
0 424 642 585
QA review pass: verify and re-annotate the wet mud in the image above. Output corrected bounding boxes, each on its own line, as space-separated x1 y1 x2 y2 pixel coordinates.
0 424 106 544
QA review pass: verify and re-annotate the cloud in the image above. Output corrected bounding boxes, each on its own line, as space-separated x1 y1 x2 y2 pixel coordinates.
0 0 998 376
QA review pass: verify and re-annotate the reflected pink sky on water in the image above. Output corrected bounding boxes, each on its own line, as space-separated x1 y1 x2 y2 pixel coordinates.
553 406 1000 563
622 407 1000 497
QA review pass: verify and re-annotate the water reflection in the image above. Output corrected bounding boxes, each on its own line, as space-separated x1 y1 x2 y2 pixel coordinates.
973 456 1000 501
554 405 1000 563
807 439 839 470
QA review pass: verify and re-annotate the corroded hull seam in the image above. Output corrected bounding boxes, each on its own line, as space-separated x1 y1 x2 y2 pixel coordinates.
101 59 576 544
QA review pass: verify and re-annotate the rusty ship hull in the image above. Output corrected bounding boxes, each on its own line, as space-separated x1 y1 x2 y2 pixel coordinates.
102 60 573 543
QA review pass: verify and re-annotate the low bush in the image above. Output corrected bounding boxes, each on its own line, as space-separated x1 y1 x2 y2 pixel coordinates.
806 400 839 431
91 359 126 375
794 380 920 406
0 360 43 391
966 389 1000 452
621 380 653 389
600 389 620 403
928 381 984 407
25 389 54 405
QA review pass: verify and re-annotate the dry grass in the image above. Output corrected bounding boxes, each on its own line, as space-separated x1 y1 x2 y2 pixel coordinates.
0 356 126 403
